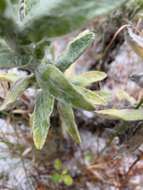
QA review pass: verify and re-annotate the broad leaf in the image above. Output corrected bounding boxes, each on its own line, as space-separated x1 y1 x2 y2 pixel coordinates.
71 71 107 87
0 75 33 110
36 64 95 111
96 109 143 121
58 102 81 144
126 27 143 59
32 90 54 149
76 86 110 106
19 0 126 44
57 30 95 71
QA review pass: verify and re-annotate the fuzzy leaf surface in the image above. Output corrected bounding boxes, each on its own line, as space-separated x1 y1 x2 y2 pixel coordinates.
57 30 95 71
76 86 110 106
32 90 54 149
96 109 143 121
71 71 107 87
58 102 81 144
0 39 33 68
36 64 95 111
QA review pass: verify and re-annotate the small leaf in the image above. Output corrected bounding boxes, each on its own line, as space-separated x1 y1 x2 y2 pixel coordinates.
0 75 33 110
62 169 68 175
54 159 62 171
36 64 95 111
96 109 143 121
57 30 95 71
62 174 73 186
51 173 62 183
126 27 143 59
32 90 54 149
71 71 107 87
58 102 81 144
84 151 93 163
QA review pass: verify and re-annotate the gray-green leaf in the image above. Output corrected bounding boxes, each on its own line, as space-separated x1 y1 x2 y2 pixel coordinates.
57 30 95 71
36 64 95 111
58 102 81 144
76 86 110 106
32 90 54 149
0 39 32 68
96 109 143 121
71 70 107 87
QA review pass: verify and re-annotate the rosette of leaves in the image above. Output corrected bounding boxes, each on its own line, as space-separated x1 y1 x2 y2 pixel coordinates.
1 30 109 149
0 0 126 149
29 30 110 150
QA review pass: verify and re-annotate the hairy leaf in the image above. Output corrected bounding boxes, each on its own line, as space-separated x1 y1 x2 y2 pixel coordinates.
57 30 95 71
0 39 33 68
32 90 54 149
58 102 81 144
36 64 95 111
76 86 110 106
71 71 107 87
19 0 126 44
96 109 143 121
0 75 33 110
